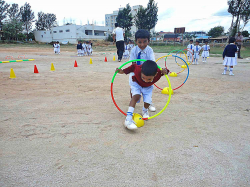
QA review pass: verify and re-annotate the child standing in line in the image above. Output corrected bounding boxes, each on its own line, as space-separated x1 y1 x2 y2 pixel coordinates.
56 41 60 54
86 41 92 56
116 60 169 130
128 40 134 54
187 40 194 62
77 41 82 56
201 40 210 62
193 41 201 65
82 41 87 56
222 37 238 76
129 29 156 112
53 42 57 54
123 41 129 59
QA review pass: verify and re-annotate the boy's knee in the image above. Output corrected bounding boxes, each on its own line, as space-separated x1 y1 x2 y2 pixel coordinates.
132 94 140 101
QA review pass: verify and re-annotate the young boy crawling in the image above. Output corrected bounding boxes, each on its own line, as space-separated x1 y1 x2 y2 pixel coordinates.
116 60 169 130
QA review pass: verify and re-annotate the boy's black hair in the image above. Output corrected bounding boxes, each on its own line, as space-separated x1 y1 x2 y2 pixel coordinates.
229 37 235 43
141 60 158 76
205 40 208 43
190 40 193 42
135 29 150 41
115 23 118 27
195 40 200 43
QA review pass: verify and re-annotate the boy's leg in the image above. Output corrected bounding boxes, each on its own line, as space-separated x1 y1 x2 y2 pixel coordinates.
229 66 234 76
142 86 153 118
222 65 227 75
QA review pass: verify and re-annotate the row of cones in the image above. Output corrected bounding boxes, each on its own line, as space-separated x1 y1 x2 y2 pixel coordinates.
9 63 55 78
9 57 116 78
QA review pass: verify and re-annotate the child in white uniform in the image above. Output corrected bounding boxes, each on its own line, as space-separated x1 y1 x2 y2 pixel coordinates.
201 41 210 62
56 41 60 54
123 42 129 59
53 42 57 54
82 42 87 56
193 41 201 64
77 41 82 56
129 29 156 113
222 37 238 76
187 40 194 62
86 41 92 55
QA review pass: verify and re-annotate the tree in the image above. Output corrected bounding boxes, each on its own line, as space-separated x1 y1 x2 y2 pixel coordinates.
227 0 250 36
208 26 224 38
0 0 9 25
20 2 35 38
35 12 57 30
134 0 158 31
7 3 21 21
116 4 133 39
2 20 23 40
242 30 249 37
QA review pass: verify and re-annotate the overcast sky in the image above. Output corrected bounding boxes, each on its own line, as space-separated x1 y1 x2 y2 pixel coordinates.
5 0 250 32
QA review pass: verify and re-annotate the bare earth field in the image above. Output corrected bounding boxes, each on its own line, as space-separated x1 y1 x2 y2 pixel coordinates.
0 46 250 186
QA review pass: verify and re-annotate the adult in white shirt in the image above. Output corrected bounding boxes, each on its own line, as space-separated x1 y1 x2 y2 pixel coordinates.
112 23 125 62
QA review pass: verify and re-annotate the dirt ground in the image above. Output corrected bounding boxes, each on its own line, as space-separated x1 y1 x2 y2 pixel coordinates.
0 46 250 187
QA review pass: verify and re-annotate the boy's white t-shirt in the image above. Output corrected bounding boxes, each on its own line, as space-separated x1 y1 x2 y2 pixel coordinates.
112 27 124 41
129 45 155 62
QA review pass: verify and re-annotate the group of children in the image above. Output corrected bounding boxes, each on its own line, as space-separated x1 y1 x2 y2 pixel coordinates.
114 29 240 130
53 41 60 55
187 40 210 64
123 40 135 59
77 41 93 56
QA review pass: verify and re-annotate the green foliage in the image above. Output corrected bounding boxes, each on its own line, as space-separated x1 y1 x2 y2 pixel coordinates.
208 26 224 38
0 0 10 24
35 12 57 30
242 30 249 37
227 0 250 36
134 0 158 31
107 34 113 42
17 33 26 41
20 2 35 36
7 3 21 21
2 19 23 40
116 4 133 32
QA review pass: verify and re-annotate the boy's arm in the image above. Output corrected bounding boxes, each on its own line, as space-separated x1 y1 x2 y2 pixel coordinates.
115 64 135 74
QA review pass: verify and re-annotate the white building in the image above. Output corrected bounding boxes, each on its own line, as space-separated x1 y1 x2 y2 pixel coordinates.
105 5 155 36
34 24 112 44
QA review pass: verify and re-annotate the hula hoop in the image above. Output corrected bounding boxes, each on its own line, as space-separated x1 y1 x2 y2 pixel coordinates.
164 50 187 74
165 50 188 67
111 59 172 120
154 55 189 91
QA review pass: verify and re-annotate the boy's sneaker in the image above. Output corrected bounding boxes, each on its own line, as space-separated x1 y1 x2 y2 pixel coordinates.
222 70 226 75
149 104 156 112
229 71 234 76
124 119 137 130
142 110 149 119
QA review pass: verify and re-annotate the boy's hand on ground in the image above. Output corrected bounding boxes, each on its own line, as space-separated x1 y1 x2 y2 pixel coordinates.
116 68 124 74
161 68 169 75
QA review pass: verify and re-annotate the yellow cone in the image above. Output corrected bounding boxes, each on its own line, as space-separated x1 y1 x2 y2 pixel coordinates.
133 113 144 127
89 58 93 64
9 68 16 79
113 56 116 61
169 72 177 77
161 87 174 95
51 63 55 71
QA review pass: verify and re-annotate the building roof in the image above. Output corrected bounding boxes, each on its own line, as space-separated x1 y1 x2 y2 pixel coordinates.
210 36 228 40
195 36 210 39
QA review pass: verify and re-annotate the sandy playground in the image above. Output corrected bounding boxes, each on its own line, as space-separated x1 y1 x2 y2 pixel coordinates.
0 46 250 186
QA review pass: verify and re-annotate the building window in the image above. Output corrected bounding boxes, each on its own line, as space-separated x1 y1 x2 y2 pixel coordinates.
66 29 70 32
53 31 57 33
59 30 63 33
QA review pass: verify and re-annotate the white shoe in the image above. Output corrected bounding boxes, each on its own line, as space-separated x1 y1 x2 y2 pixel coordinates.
229 71 234 76
124 119 138 130
142 110 149 119
222 71 226 75
149 104 156 112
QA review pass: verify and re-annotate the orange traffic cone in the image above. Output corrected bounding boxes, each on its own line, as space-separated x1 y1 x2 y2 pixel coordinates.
34 65 39 73
104 57 107 62
74 60 78 67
